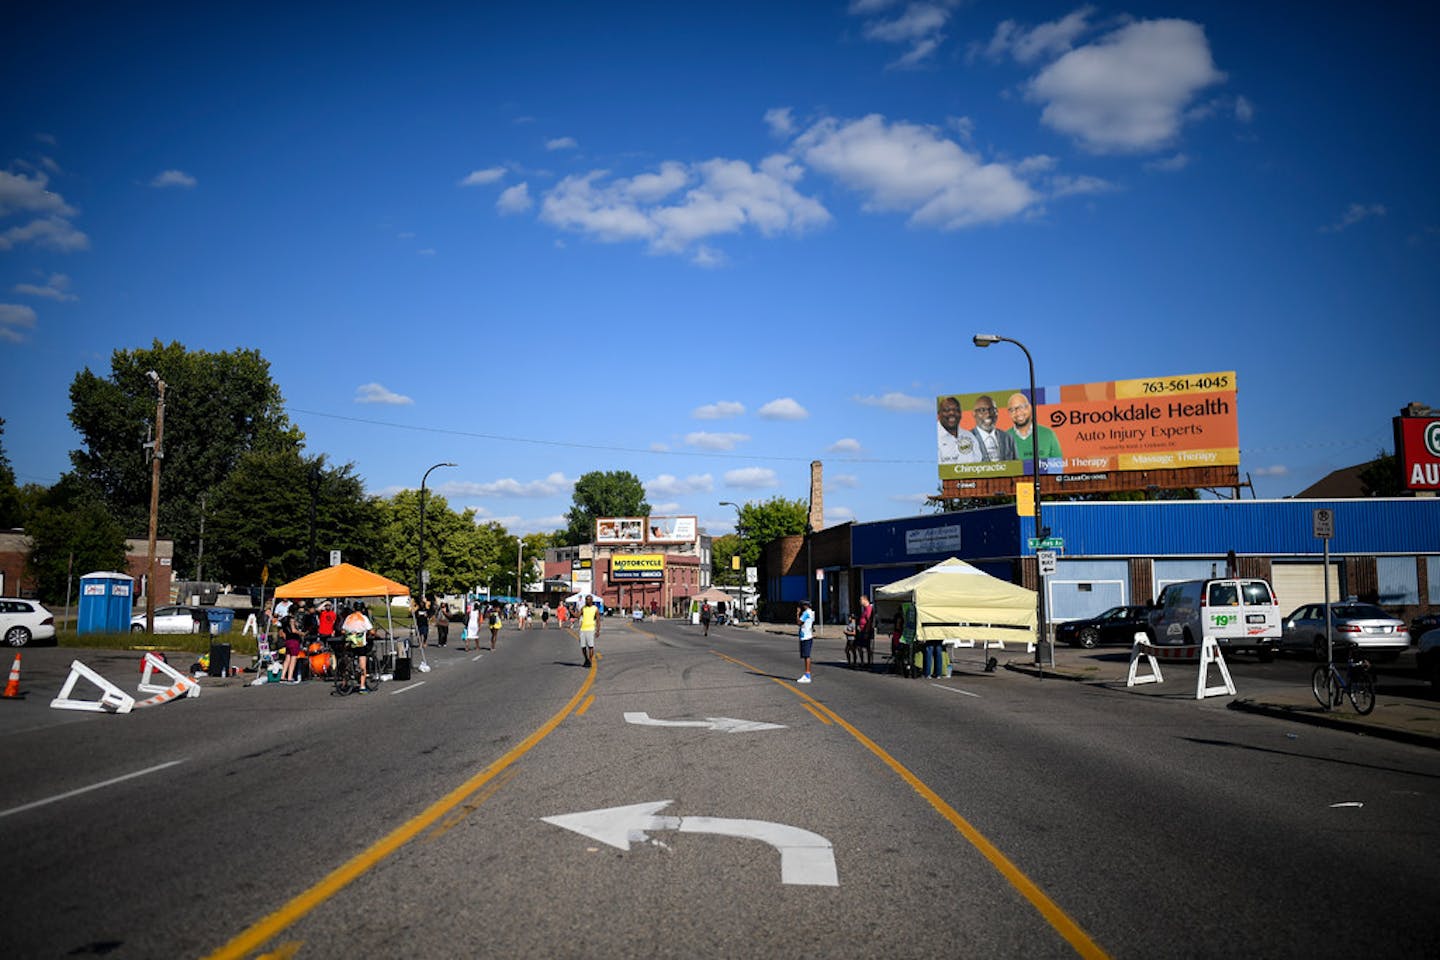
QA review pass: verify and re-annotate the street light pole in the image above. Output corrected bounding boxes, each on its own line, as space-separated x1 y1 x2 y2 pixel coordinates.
972 334 1050 669
516 537 524 603
144 371 166 634
419 462 457 600
719 501 743 613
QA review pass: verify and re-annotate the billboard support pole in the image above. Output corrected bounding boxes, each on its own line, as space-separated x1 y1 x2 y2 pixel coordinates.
973 334 1050 671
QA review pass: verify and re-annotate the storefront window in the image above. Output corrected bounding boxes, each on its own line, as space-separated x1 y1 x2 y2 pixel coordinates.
1376 556 1418 605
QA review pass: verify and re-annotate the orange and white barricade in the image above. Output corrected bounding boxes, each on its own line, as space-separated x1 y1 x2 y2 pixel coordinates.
137 652 200 704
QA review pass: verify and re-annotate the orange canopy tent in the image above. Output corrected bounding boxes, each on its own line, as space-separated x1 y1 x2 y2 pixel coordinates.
273 563 410 600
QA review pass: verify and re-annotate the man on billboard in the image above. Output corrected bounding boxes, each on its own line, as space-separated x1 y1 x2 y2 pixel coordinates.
970 395 1017 462
937 396 981 463
1005 392 1063 470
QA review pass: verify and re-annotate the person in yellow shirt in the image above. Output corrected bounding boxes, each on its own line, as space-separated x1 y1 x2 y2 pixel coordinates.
578 595 601 668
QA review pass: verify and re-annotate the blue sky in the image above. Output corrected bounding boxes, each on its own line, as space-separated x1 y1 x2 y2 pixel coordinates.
3 1 1437 537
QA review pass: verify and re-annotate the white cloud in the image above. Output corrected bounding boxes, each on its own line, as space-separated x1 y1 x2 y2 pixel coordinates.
0 216 88 252
985 8 1094 64
645 473 714 497
649 442 670 452
538 155 830 256
497 182 532 214
851 0 958 69
1250 464 1289 477
829 439 862 453
546 136 578 151
441 472 572 498
1026 19 1226 154
459 167 506 186
829 473 859 488
890 492 932 503
758 397 808 420
150 169 196 189
854 391 929 412
724 467 779 489
1049 173 1113 197
353 382 413 405
764 107 795 138
827 505 856 523
0 169 75 217
691 245 726 268
794 114 1041 229
0 170 86 252
693 400 745 420
685 431 750 451
0 303 37 342
1321 203 1386 234
13 273 76 301
1234 95 1255 123
1144 153 1190 173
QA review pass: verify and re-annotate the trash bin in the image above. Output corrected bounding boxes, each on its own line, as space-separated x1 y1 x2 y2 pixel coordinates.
208 642 231 677
203 607 236 635
393 656 411 681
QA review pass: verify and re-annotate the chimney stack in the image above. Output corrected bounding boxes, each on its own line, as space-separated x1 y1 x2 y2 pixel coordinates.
808 460 823 532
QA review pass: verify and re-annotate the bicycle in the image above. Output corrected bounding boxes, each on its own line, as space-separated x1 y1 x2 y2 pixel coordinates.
330 638 370 696
1310 645 1375 715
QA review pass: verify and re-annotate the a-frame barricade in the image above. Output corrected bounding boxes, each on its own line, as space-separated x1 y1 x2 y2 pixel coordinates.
51 661 136 714
138 652 200 699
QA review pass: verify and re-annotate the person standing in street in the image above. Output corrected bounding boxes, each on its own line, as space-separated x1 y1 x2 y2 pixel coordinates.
488 604 502 650
855 595 875 671
797 600 814 683
700 601 712 636
465 601 481 652
578 595 600 667
843 612 857 669
540 603 550 629
414 600 430 650
432 599 449 647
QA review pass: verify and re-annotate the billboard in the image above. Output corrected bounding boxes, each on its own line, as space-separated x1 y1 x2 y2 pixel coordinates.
596 517 645 544
646 516 697 543
937 371 1238 480
611 553 665 580
1395 416 1440 490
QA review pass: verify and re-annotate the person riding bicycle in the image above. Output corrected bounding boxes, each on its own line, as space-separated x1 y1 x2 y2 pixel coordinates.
341 603 375 693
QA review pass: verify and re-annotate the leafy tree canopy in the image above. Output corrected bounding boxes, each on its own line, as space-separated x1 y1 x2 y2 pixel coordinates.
0 419 22 528
203 449 378 587
1358 450 1402 497
67 340 302 573
735 497 809 569
24 484 128 603
562 470 650 545
710 533 743 586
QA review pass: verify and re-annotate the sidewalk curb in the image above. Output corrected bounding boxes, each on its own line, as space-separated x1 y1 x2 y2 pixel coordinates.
1227 698 1440 750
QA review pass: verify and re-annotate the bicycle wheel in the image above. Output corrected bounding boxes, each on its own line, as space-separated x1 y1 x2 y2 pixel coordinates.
1311 665 1332 710
1347 668 1376 715
334 654 356 695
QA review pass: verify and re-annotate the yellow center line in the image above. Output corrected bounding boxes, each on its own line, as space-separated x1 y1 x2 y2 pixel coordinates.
711 650 1110 960
202 665 598 960
802 702 833 725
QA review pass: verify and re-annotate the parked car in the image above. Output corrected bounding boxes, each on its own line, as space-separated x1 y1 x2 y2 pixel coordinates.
1409 613 1440 643
0 598 57 647
130 605 221 635
1148 578 1282 660
1057 605 1154 648
1280 602 1411 661
1416 628 1440 690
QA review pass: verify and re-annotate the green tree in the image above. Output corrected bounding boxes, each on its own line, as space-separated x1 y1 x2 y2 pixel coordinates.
23 483 128 603
203 449 379 587
67 340 302 575
735 497 809 570
0 418 23 528
562 470 650 545
711 533 743 586
1358 450 1402 497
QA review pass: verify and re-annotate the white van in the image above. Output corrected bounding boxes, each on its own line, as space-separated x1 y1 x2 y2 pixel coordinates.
1148 578 1282 661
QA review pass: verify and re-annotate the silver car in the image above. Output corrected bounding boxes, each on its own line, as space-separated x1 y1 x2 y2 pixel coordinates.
1 598 57 647
1281 602 1410 661
130 605 219 635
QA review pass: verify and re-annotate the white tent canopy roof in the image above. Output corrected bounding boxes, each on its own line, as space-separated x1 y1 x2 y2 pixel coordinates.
874 557 1036 644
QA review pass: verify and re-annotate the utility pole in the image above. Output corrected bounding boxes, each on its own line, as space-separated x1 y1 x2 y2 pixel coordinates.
145 371 166 634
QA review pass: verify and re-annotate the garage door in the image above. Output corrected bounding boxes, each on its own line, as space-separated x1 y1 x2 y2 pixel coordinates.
1270 562 1342 612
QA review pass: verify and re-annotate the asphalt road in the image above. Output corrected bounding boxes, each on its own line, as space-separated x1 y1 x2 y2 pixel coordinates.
2 621 1437 959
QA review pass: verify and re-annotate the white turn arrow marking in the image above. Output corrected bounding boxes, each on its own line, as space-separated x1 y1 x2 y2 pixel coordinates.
623 711 785 733
542 800 838 886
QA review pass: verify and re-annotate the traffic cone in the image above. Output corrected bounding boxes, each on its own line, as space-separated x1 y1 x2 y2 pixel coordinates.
2 653 21 699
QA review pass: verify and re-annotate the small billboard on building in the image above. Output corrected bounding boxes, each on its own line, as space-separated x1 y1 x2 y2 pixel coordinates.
611 554 665 580
646 516 696 544
596 517 645 544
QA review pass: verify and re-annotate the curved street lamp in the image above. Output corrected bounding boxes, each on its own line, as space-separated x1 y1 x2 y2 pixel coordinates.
972 334 1050 669
419 462 457 599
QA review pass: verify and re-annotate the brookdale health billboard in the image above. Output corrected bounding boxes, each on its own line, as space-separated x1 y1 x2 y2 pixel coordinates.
936 371 1238 480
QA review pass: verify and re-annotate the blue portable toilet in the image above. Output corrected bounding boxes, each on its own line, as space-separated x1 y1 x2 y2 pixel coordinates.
78 571 135 634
